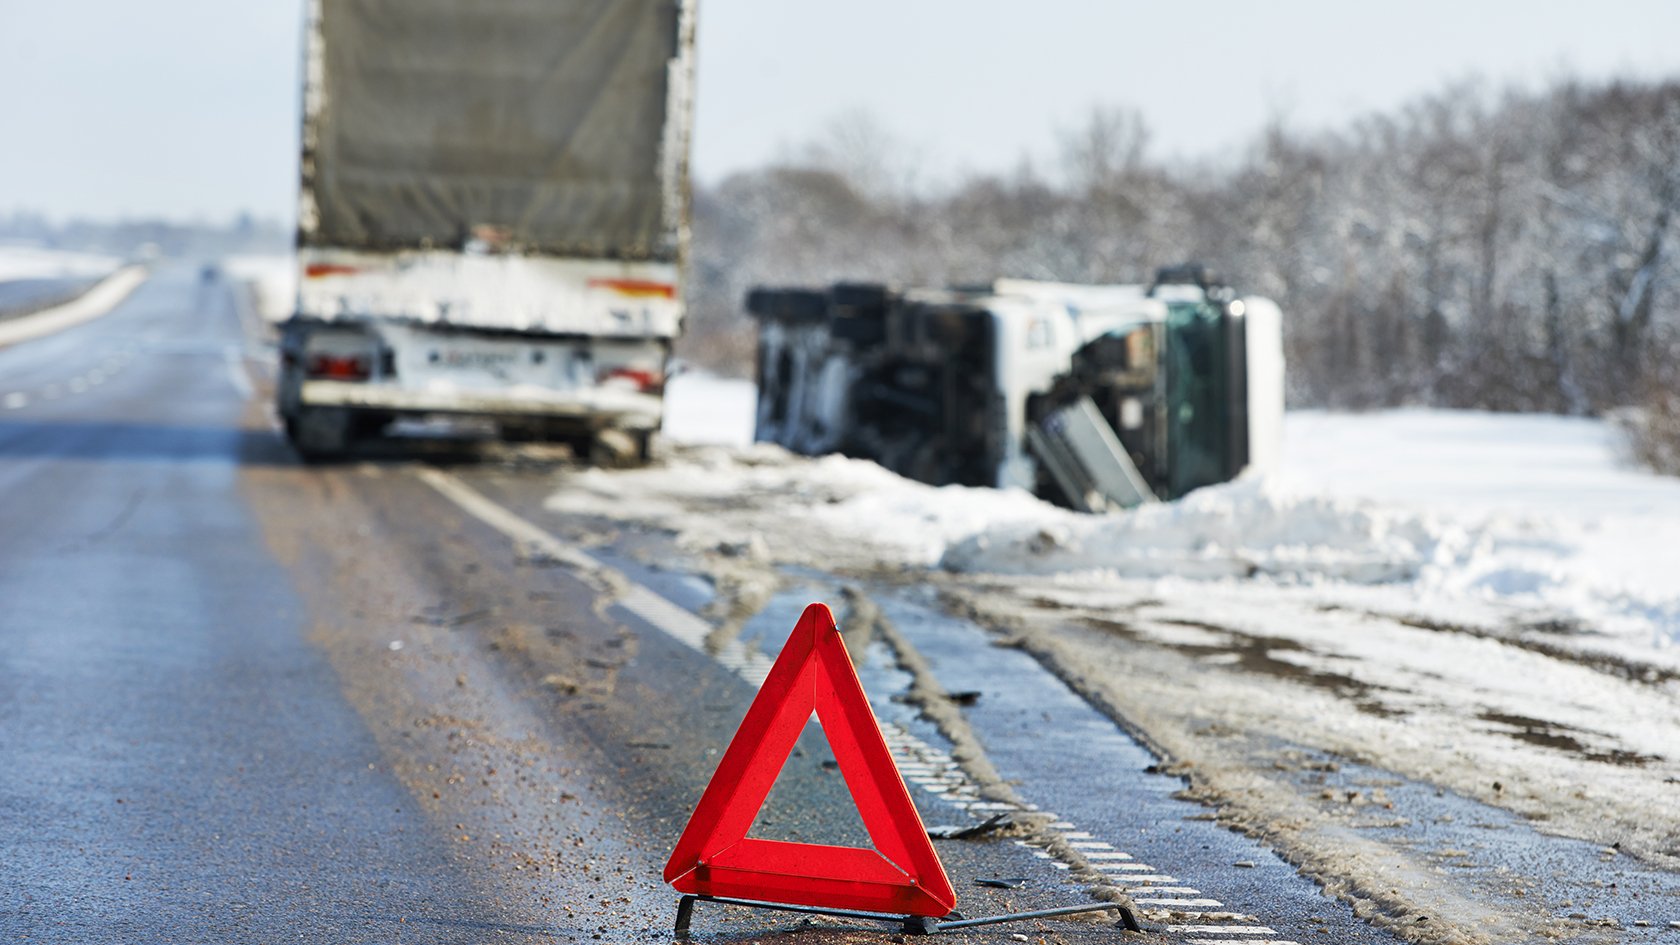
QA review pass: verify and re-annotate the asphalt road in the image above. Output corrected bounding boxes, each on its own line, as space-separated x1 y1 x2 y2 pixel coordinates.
0 269 1411 944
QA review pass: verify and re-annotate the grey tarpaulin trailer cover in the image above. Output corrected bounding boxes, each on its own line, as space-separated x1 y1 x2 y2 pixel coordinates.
302 0 685 261
279 0 694 461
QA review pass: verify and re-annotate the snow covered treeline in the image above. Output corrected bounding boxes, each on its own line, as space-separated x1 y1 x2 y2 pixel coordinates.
680 76 1680 463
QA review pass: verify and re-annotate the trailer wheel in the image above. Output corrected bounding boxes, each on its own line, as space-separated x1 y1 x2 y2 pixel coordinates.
287 406 355 462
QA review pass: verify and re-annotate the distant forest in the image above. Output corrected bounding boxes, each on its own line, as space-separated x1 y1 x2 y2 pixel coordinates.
681 76 1680 470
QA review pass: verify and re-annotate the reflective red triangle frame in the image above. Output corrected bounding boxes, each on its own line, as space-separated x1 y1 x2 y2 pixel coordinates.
662 603 956 917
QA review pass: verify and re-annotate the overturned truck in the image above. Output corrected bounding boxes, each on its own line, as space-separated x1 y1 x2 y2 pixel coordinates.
748 268 1284 511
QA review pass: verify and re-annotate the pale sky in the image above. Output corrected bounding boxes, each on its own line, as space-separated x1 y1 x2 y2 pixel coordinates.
2 1 1677 223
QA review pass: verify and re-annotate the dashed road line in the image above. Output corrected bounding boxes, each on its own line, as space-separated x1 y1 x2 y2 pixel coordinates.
415 469 1297 940
1136 898 1225 907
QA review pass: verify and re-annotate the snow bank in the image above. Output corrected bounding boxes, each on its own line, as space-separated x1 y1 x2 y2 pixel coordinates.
548 445 1062 568
566 377 1680 654
0 244 122 282
941 475 1481 584
221 254 296 322
0 267 148 349
949 411 1680 653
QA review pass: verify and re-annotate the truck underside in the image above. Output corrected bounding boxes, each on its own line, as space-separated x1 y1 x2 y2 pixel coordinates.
748 269 1284 511
276 317 666 463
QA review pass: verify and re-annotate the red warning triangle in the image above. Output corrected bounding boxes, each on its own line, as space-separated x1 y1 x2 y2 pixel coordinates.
663 603 956 917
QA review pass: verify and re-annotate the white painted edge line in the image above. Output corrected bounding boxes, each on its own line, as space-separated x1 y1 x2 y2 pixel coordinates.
415 469 1286 937
0 266 147 349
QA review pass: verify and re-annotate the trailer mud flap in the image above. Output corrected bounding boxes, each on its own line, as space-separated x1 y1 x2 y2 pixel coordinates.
1027 396 1157 512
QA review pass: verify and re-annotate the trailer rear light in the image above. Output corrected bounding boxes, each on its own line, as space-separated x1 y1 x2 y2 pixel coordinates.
598 366 663 393
306 353 372 381
587 278 677 299
303 263 361 278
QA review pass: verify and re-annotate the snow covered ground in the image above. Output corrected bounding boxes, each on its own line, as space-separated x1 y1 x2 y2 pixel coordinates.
0 243 123 282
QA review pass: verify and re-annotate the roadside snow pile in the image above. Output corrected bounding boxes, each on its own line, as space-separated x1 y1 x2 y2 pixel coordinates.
221 254 296 322
940 476 1484 584
604 393 1680 651
0 244 122 282
1279 410 1680 650
548 444 1066 568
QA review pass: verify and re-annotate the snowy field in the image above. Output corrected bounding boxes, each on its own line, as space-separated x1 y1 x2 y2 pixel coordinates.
0 243 123 282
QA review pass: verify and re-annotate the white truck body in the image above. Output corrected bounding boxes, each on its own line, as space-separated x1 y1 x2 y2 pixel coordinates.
280 0 695 458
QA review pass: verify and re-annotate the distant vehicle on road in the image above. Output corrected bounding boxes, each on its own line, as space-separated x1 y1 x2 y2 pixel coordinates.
277 0 695 462
748 266 1284 511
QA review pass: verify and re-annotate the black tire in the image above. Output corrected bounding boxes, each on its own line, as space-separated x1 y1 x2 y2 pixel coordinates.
287 406 355 462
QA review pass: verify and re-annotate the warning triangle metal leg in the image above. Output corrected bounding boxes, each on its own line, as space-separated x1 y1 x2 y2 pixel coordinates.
672 894 1143 936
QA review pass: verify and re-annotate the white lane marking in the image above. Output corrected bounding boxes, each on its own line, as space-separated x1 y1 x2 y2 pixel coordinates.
1123 885 1201 894
1189 940 1302 945
3 392 25 409
417 468 602 575
224 346 253 399
416 470 1291 933
1134 898 1224 907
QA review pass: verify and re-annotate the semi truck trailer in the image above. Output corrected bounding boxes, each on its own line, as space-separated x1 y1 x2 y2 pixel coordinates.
278 0 695 461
